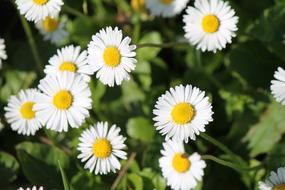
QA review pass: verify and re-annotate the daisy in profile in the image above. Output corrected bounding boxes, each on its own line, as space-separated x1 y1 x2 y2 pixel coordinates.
77 122 127 175
271 67 285 105
44 45 93 81
259 167 285 190
35 15 68 45
18 186 43 190
0 38 7 69
4 89 42 136
159 140 206 190
87 26 137 87
153 84 213 142
183 0 238 52
34 72 92 132
16 0 63 22
145 0 189 18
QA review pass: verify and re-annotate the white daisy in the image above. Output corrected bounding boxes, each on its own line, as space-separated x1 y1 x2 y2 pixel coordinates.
159 140 206 190
87 26 137 87
18 186 43 190
259 167 285 190
183 0 238 52
153 84 213 142
34 72 92 132
271 67 285 105
44 45 93 81
4 89 42 136
145 0 189 18
16 0 63 22
35 15 68 45
0 38 7 69
77 122 127 175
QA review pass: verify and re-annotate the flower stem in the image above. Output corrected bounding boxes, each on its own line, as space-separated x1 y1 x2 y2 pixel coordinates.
19 15 43 75
200 133 245 164
63 4 86 18
202 155 263 172
136 42 189 49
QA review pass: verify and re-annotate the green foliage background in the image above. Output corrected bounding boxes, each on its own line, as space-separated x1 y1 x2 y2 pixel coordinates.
1 0 285 189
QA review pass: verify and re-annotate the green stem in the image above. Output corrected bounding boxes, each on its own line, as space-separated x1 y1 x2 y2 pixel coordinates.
200 133 244 164
195 49 202 67
19 15 43 75
63 4 86 18
136 42 189 49
202 155 262 172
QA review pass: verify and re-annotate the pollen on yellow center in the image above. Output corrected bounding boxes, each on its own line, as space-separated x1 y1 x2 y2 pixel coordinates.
43 17 59 32
33 0 48 5
171 102 194 125
20 102 35 120
273 184 285 190
160 0 173 5
92 138 112 158
53 90 73 110
202 14 220 33
172 153 191 173
103 46 121 67
59 62 77 72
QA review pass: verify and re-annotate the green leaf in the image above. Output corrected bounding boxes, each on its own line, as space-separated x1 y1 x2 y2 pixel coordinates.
71 172 109 190
16 142 71 189
127 117 155 142
266 140 285 170
0 151 19 185
248 2 285 62
229 41 281 88
0 70 36 102
137 32 162 61
58 160 71 190
127 173 143 190
244 102 285 157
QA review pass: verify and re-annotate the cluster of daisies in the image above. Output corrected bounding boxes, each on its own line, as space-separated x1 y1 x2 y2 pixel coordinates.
3 0 285 190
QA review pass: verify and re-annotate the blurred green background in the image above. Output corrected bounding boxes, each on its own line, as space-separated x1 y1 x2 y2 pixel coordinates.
1 0 285 189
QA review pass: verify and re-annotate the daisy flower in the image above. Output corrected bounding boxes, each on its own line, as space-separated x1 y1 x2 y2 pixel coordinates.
18 186 43 190
44 45 93 81
87 26 137 87
159 140 206 190
35 15 68 45
145 0 189 18
153 84 213 142
271 67 285 105
0 38 7 69
77 122 127 175
16 0 63 22
34 72 92 132
259 167 285 190
4 89 42 136
183 0 238 52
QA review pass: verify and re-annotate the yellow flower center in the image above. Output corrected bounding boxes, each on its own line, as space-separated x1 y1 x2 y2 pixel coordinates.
59 62 77 72
172 153 191 173
92 138 112 158
42 17 59 32
20 102 35 120
273 184 285 190
160 0 173 5
131 0 144 10
33 0 48 5
202 14 220 33
171 103 194 125
103 46 121 67
53 90 73 110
